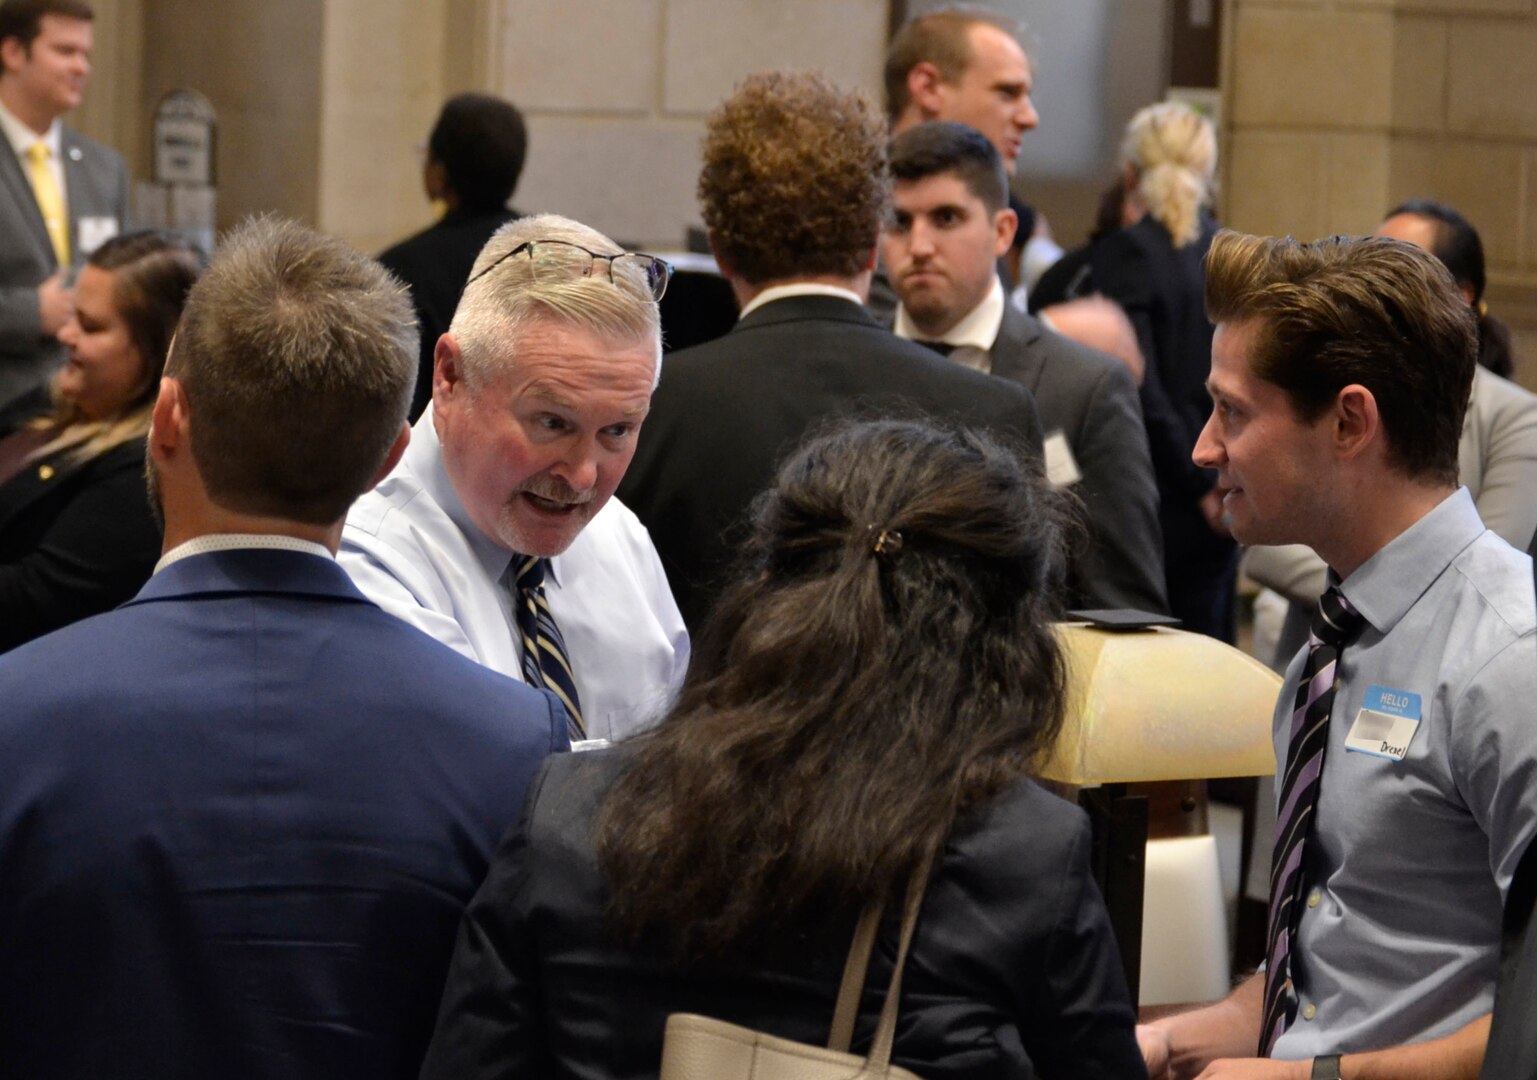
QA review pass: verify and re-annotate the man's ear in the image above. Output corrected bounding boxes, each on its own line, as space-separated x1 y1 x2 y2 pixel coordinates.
1333 384 1380 462
993 207 1019 259
367 423 410 490
149 376 189 463
906 61 948 118
432 332 467 411
0 36 26 77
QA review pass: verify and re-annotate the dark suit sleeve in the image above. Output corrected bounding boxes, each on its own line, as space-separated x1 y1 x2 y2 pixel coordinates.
1092 234 1214 501
420 764 557 1080
1028 814 1149 1078
1072 360 1167 613
0 452 161 652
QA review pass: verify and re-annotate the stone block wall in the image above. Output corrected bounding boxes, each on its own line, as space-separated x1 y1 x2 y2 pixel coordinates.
1221 0 1537 387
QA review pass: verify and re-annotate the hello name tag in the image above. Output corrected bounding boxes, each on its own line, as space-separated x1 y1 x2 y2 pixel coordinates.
1043 430 1081 489
1344 685 1421 761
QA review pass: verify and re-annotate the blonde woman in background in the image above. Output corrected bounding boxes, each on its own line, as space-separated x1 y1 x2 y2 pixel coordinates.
0 230 203 650
1091 102 1237 641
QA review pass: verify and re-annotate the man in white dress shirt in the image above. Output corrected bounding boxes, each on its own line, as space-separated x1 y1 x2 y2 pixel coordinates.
340 213 689 743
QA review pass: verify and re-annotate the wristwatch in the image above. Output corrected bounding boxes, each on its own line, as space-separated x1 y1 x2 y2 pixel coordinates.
1311 1054 1342 1080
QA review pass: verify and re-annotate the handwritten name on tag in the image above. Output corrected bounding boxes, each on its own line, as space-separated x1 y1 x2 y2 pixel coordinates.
1345 684 1421 761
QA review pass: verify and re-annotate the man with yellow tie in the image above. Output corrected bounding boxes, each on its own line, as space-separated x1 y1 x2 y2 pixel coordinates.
0 0 128 427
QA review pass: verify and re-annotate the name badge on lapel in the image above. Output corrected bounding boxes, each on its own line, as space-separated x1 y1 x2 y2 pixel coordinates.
1043 431 1081 488
77 216 120 258
1345 684 1421 761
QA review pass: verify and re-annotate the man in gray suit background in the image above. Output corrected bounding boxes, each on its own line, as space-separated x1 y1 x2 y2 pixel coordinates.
0 0 128 426
883 121 1165 613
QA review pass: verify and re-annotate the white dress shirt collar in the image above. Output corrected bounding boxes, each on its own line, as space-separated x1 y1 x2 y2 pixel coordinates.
409 405 567 587
738 282 864 321
155 533 333 575
0 97 61 161
893 275 1006 351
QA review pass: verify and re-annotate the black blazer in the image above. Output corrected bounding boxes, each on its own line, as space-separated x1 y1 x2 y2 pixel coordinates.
421 749 1147 1080
988 304 1166 614
0 436 161 651
618 295 1044 632
378 206 519 421
1483 830 1537 1078
1090 212 1219 507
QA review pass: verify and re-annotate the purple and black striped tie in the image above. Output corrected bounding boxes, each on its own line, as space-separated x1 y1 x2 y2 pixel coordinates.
1260 584 1365 1055
512 555 586 742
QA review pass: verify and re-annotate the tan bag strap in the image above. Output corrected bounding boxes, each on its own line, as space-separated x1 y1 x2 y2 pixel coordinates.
828 895 886 1052
826 848 938 1065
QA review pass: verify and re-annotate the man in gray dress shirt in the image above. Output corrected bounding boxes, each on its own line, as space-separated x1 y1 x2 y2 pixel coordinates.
1139 232 1537 1079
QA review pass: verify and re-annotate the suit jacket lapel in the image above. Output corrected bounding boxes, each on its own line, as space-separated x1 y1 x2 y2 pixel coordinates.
987 305 1049 395
0 140 54 265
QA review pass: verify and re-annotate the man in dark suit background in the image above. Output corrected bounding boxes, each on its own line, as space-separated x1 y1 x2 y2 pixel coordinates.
0 0 129 428
618 71 1043 634
379 92 526 421
0 217 567 1079
882 121 1164 614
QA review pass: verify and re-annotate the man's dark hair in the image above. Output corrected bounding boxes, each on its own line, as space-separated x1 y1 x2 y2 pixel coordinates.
428 93 527 213
0 0 91 49
598 419 1069 961
1386 198 1514 378
888 120 1008 214
1206 230 1477 487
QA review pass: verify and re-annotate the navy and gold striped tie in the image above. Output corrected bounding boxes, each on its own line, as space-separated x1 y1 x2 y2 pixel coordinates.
511 555 585 740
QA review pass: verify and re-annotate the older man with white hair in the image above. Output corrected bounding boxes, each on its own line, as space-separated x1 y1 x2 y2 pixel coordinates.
340 214 688 743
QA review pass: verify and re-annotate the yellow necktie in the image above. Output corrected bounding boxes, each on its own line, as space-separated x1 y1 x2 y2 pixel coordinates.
25 142 69 267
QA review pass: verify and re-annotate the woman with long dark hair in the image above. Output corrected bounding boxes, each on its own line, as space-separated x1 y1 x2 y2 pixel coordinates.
421 419 1144 1079
0 230 203 650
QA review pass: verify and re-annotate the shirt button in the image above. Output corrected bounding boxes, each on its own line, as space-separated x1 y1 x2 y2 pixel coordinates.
1308 889 1321 908
1302 1003 1318 1021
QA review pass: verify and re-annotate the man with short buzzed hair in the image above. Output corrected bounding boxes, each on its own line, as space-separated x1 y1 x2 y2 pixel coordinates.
0 0 129 426
0 217 565 1078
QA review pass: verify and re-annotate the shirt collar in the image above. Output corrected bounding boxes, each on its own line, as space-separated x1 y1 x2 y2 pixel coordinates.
1337 487 1484 637
738 282 863 321
0 97 60 160
893 276 1005 351
155 533 333 574
407 404 567 588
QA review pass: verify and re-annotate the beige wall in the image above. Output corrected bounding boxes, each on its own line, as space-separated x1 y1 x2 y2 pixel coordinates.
492 0 889 250
1220 0 1537 387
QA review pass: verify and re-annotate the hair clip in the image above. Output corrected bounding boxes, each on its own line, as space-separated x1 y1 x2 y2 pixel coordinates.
869 527 904 559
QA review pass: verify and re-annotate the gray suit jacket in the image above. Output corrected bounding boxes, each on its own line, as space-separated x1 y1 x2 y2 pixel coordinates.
987 304 1167 613
0 124 129 416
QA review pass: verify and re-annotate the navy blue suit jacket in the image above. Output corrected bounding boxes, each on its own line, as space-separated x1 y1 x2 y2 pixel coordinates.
0 548 567 1079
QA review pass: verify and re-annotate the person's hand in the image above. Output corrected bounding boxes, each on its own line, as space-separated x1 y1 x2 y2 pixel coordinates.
38 272 73 337
1199 486 1231 538
1138 1023 1173 1079
1196 1057 1308 1080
